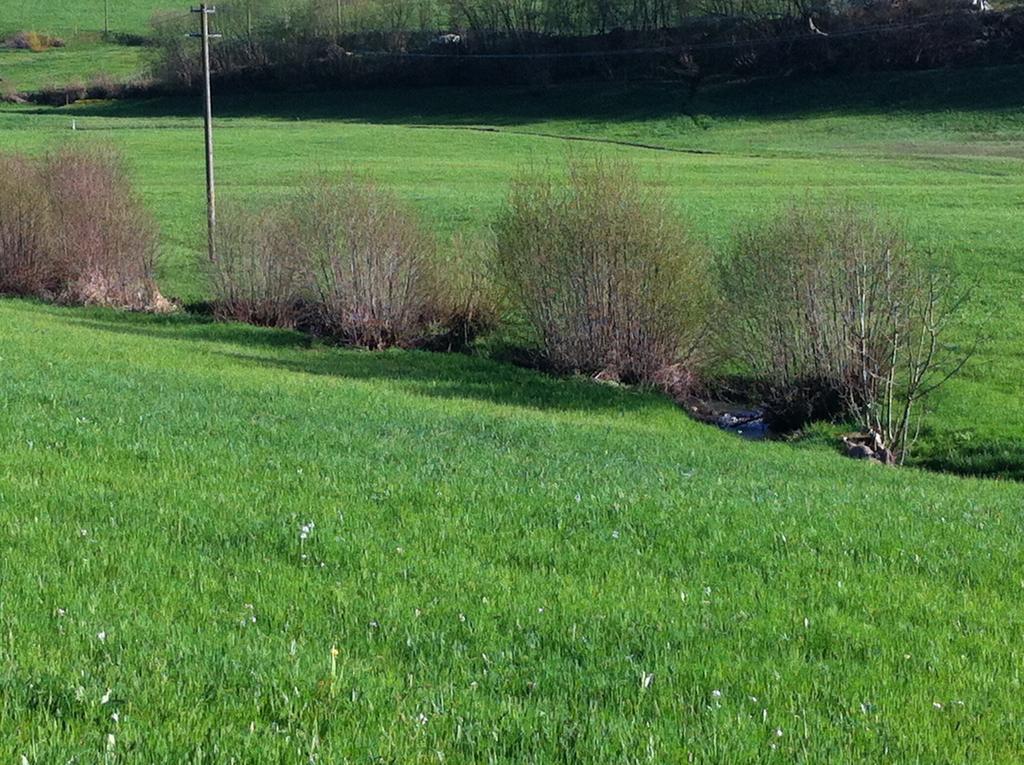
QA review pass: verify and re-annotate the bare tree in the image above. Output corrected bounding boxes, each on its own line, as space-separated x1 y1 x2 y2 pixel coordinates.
721 200 977 460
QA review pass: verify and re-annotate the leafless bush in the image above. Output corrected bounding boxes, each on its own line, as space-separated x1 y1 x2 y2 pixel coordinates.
0 148 165 310
0 155 60 298
35 80 88 107
149 12 204 89
4 32 65 52
208 203 306 327
495 158 714 385
210 178 494 348
42 147 165 310
85 74 127 101
721 201 974 460
295 177 440 348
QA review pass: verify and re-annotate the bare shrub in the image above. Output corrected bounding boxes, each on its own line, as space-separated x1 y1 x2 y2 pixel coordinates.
149 12 203 89
494 158 713 385
85 74 127 101
0 147 165 310
0 155 60 298
721 201 974 460
42 147 165 310
210 188 496 348
5 32 64 52
293 176 441 348
35 81 88 107
209 203 306 328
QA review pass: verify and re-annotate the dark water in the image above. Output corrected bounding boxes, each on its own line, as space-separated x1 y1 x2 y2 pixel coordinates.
705 403 771 441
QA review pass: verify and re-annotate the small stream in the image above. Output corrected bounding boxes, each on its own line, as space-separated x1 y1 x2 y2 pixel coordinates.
688 400 773 441
716 408 771 441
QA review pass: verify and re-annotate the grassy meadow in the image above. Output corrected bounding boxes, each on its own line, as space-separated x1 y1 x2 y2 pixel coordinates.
0 1 172 37
1 68 1022 475
0 38 147 93
1 48 1024 762
0 0 165 93
2 301 1024 763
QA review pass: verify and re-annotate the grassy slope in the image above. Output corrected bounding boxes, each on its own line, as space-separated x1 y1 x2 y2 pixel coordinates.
0 0 163 93
0 68 1023 760
1 300 1023 763
0 2 170 36
1 68 1021 476
0 40 147 92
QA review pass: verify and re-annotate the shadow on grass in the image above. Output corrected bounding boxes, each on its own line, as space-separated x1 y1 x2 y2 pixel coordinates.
221 349 664 415
45 307 1024 478
916 439 1024 483
49 64 1024 126
56 309 666 416
59 311 313 351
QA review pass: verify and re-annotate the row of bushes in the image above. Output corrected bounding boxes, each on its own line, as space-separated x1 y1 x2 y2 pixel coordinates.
11 76 159 108
208 160 972 461
0 148 166 310
0 149 971 460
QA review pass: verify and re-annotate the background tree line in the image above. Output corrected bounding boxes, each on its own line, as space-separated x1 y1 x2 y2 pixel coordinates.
179 0 990 40
141 0 1023 96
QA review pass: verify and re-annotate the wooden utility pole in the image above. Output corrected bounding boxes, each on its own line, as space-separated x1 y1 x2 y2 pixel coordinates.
190 5 221 263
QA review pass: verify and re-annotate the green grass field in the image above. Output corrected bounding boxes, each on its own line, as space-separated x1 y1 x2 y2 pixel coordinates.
0 0 177 94
2 63 1024 761
3 302 1024 763
2 68 1022 476
0 39 148 93
0 1 172 36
